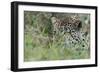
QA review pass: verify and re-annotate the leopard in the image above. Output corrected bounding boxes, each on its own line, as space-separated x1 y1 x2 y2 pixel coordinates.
51 15 90 55
51 15 82 42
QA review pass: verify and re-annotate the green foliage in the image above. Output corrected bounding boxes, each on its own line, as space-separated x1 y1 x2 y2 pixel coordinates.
24 11 90 62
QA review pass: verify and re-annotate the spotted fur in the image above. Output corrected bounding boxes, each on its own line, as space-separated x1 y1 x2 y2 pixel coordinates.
51 16 82 42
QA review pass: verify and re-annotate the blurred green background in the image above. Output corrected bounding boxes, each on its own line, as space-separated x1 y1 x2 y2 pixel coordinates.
24 11 90 62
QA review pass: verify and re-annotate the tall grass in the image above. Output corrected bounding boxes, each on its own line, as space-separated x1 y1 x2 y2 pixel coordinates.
24 11 90 62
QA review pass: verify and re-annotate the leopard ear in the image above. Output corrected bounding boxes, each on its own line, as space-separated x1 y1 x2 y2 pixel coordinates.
75 21 82 28
78 21 82 28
